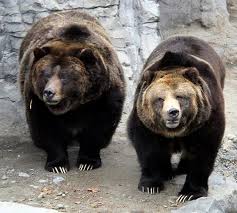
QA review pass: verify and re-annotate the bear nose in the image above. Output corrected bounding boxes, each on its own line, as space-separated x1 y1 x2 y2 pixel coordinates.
43 89 55 101
168 108 179 118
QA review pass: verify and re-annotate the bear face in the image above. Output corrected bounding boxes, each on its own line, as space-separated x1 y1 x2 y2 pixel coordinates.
31 44 108 115
137 67 211 137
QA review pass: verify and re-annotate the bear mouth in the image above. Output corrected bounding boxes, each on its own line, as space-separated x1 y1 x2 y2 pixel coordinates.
45 100 61 106
46 99 71 115
165 119 180 129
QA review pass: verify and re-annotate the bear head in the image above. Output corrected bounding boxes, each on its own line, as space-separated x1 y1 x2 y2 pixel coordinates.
137 67 211 138
30 42 108 115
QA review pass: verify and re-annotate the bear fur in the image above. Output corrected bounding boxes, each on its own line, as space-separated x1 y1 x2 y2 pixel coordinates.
19 11 125 173
127 36 225 201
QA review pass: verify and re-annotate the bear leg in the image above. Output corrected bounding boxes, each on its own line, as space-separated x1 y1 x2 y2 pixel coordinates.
45 146 70 173
137 151 173 194
77 147 101 171
176 137 221 203
175 156 189 176
76 117 118 171
76 88 124 171
128 113 173 194
26 95 70 173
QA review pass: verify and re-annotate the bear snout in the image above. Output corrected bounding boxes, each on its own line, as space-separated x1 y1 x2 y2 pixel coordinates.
164 108 182 129
43 87 62 105
168 108 179 119
43 74 63 105
43 88 57 103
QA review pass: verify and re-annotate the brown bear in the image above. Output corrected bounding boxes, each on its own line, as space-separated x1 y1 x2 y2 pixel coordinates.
127 36 225 202
19 10 125 173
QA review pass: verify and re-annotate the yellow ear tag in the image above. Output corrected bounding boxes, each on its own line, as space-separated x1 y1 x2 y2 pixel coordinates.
30 99 32 110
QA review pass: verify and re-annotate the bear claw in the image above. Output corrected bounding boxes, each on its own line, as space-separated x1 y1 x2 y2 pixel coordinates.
78 164 93 171
52 166 67 174
141 186 160 194
176 194 193 203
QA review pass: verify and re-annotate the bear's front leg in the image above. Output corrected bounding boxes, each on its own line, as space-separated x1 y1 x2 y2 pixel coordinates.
26 96 70 173
138 151 172 194
176 152 212 203
77 88 124 171
128 113 173 194
137 145 173 194
176 137 220 203
77 144 102 171
76 111 119 171
44 144 70 173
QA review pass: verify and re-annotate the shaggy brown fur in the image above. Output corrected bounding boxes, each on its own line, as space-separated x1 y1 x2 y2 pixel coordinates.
128 36 225 201
19 11 124 96
19 10 125 173
137 67 211 138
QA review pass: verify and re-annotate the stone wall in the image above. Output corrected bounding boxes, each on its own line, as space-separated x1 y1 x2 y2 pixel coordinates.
0 0 229 137
159 0 229 37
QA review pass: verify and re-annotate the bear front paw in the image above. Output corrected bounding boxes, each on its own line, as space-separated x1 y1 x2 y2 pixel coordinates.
76 156 101 171
138 176 164 194
176 186 207 203
51 166 68 174
78 163 94 171
45 158 70 173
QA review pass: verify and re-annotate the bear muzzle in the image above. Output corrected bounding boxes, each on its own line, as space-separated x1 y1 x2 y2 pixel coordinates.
164 107 180 128
43 73 63 105
163 107 182 129
162 95 182 129
43 88 62 105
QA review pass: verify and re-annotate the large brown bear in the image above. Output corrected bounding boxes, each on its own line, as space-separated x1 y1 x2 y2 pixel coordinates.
19 11 125 173
127 36 225 202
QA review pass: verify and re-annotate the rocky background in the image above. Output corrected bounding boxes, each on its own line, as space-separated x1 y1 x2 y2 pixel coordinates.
0 0 237 212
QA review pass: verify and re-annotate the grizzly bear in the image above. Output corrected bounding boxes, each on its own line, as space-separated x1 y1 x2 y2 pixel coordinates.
19 11 125 173
127 36 225 202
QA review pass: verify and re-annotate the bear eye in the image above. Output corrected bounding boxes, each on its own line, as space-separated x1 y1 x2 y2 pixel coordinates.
176 95 190 106
40 70 51 78
59 72 68 82
157 97 164 102
176 95 187 100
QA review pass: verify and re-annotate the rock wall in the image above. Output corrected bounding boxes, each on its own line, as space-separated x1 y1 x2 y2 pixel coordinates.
0 0 230 136
159 0 229 38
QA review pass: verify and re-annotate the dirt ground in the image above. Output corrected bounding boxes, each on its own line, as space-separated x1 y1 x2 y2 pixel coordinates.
0 10 237 213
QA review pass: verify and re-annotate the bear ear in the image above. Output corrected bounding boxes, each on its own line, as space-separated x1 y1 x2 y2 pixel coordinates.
78 48 97 65
78 48 107 71
142 69 167 86
33 47 50 61
181 67 200 84
142 70 153 84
